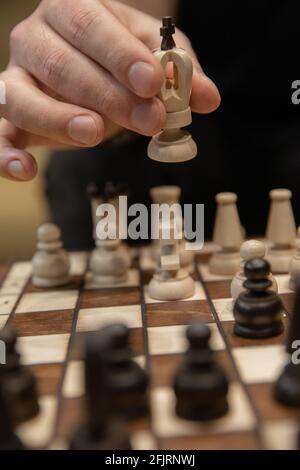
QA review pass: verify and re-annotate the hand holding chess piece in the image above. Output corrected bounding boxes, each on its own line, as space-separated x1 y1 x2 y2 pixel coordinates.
148 17 197 163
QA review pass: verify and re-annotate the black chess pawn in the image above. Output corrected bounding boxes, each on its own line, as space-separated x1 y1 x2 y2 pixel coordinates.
70 330 131 450
233 258 284 338
0 384 25 450
100 324 149 420
173 323 229 421
0 326 39 425
274 277 300 407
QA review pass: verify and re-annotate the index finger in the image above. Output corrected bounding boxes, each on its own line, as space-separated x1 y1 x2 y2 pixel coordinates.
42 0 164 98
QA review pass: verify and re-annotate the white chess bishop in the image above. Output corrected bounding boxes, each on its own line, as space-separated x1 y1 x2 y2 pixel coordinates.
148 17 197 163
209 192 244 276
32 223 70 287
289 227 300 290
266 188 296 273
231 240 278 301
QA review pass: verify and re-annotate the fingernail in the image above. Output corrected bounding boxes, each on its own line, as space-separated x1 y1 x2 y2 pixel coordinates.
68 115 98 144
128 62 155 95
7 160 27 180
131 101 162 134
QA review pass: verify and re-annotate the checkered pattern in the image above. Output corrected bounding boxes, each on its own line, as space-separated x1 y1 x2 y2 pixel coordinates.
0 247 299 450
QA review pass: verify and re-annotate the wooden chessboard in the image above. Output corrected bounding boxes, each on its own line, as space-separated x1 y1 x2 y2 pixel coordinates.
0 244 299 450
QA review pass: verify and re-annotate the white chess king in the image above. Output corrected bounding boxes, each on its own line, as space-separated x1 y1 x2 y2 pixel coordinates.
148 17 198 163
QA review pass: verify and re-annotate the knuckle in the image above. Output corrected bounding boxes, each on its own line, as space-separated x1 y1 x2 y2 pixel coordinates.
68 8 98 44
41 48 69 87
95 85 116 115
9 22 26 52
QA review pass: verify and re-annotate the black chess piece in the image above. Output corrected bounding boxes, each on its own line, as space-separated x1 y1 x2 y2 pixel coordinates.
0 384 25 450
274 277 300 407
100 324 149 420
160 16 176 50
0 326 39 425
173 322 229 421
233 258 284 338
70 330 131 450
86 182 100 200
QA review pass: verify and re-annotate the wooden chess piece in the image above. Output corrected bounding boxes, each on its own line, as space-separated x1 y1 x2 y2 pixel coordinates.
289 227 300 291
98 324 149 420
148 212 195 300
233 258 284 339
88 182 131 284
148 17 197 163
231 239 278 301
266 189 296 273
209 192 244 275
274 277 300 407
70 330 131 450
150 186 194 273
32 223 70 287
0 384 25 450
174 323 229 421
0 326 39 426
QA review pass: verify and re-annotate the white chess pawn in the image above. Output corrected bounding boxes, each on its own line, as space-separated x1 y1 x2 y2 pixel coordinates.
266 188 296 273
289 227 300 291
32 224 70 287
231 240 278 301
89 237 131 285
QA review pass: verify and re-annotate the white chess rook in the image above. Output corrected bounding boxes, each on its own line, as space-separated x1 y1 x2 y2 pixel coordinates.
32 224 70 288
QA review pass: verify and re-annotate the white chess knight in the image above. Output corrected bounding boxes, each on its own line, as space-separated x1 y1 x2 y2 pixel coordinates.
32 224 70 287
289 227 300 290
266 188 296 273
148 17 197 163
89 192 131 284
150 186 194 273
148 215 195 301
231 240 278 301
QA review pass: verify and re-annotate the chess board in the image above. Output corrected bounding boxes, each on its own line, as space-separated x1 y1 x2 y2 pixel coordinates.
0 244 299 451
